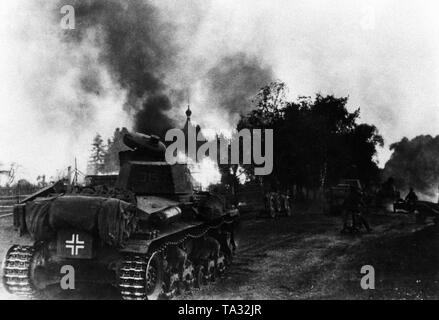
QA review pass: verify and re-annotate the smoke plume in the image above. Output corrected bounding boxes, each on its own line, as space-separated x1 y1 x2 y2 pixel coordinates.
206 53 274 125
58 0 178 137
1 0 439 182
0 0 273 181
58 0 274 138
383 135 439 201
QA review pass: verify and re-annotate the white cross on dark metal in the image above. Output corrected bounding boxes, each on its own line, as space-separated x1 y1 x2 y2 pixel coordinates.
65 234 85 256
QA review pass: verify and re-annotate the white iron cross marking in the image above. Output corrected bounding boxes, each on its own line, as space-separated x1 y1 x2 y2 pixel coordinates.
65 234 85 256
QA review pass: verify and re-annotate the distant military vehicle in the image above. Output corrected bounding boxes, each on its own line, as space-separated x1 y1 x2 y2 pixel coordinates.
4 131 239 300
393 198 439 225
325 179 363 215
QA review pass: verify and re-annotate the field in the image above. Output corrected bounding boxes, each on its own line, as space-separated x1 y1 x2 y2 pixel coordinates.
0 206 438 300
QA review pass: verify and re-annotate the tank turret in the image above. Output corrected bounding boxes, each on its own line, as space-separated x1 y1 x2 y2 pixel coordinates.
116 131 194 198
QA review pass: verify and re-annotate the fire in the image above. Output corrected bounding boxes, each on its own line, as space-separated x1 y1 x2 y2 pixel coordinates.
175 152 221 190
190 158 222 190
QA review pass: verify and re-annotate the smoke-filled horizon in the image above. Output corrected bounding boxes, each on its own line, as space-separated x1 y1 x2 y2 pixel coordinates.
0 0 438 182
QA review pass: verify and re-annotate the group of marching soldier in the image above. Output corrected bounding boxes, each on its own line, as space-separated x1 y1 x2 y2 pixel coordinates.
262 183 422 234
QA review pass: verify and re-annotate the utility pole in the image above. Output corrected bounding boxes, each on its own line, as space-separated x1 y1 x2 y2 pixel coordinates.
73 158 78 186
67 166 72 186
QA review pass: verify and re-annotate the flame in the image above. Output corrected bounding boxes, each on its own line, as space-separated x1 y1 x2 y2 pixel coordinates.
190 158 222 190
95 171 119 176
176 152 221 190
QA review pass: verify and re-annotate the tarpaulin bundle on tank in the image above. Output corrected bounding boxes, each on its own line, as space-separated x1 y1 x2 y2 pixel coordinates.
24 196 137 247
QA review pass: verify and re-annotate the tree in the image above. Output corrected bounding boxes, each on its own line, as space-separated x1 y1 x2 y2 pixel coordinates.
88 133 106 175
303 94 359 188
103 127 129 173
237 82 384 197
346 124 383 186
237 82 287 190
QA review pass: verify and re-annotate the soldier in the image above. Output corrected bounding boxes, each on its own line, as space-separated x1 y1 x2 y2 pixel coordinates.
264 191 277 218
342 186 372 233
284 190 292 216
405 187 418 213
405 187 418 202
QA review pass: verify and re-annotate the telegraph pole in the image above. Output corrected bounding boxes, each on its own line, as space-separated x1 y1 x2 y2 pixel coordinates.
73 158 78 186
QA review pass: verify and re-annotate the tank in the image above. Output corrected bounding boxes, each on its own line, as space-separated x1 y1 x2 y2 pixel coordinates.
3 131 239 300
393 198 439 225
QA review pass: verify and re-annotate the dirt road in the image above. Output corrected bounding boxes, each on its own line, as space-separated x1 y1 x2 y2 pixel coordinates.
182 209 439 300
1 207 438 300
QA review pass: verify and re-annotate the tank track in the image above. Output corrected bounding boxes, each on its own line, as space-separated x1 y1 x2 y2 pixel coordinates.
118 221 236 300
119 255 150 300
2 222 236 300
2 245 35 297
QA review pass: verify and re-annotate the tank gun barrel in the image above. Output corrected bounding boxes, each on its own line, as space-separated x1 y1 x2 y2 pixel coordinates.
122 131 166 158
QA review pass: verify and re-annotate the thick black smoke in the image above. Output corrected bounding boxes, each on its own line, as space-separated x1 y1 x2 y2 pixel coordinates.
383 135 439 199
58 0 177 137
206 53 274 117
57 0 274 137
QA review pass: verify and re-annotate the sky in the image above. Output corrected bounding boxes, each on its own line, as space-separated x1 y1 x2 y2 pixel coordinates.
0 0 438 182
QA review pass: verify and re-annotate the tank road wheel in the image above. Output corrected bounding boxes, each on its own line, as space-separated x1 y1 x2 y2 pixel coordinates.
216 254 226 276
182 260 195 291
119 253 164 300
194 265 207 288
215 230 237 266
145 254 164 300
2 245 36 298
163 272 179 299
206 259 217 282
